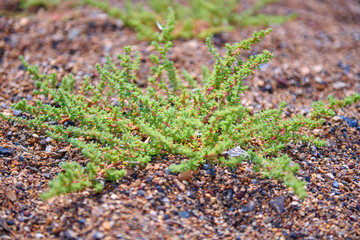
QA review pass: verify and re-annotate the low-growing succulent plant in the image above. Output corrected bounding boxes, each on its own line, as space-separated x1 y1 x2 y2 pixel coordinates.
2 9 359 200
19 0 60 10
83 0 297 40
17 0 297 40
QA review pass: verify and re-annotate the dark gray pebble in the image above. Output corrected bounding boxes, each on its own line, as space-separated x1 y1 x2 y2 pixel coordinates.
339 115 358 127
43 173 51 179
0 146 13 156
206 167 216 176
137 190 146 197
203 164 210 170
178 210 191 218
29 167 39 172
270 196 286 214
7 220 15 225
242 201 256 213
260 85 273 93
225 189 234 201
15 182 25 190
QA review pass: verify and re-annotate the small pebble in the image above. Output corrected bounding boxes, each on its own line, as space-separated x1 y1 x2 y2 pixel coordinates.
178 170 192 181
257 80 265 87
64 229 77 240
235 190 246 199
326 173 335 179
342 176 352 183
6 191 17 202
333 81 347 89
45 145 52 153
35 233 44 238
270 196 286 214
313 64 323 72
13 110 22 116
203 164 210 170
15 181 25 190
173 179 186 192
299 153 307 160
206 167 216 176
347 160 356 169
263 216 273 224
332 116 343 123
67 28 81 41
179 210 191 219
242 201 256 213
339 115 358 127
101 221 112 231
0 146 13 156
137 190 145 197
28 175 35 183
7 220 15 225
276 78 288 88
313 129 322 136
349 215 358 221
223 146 249 158
93 231 105 239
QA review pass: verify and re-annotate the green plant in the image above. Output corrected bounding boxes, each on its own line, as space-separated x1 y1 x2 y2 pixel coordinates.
82 0 297 40
19 0 60 9
17 0 296 40
2 9 359 200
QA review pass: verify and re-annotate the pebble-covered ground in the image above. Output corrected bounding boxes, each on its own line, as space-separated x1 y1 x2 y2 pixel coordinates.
0 0 359 239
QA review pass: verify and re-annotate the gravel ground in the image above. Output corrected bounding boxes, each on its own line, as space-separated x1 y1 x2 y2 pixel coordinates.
0 0 359 239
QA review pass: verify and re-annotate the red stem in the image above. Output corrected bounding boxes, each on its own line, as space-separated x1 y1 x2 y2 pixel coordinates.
203 105 218 123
